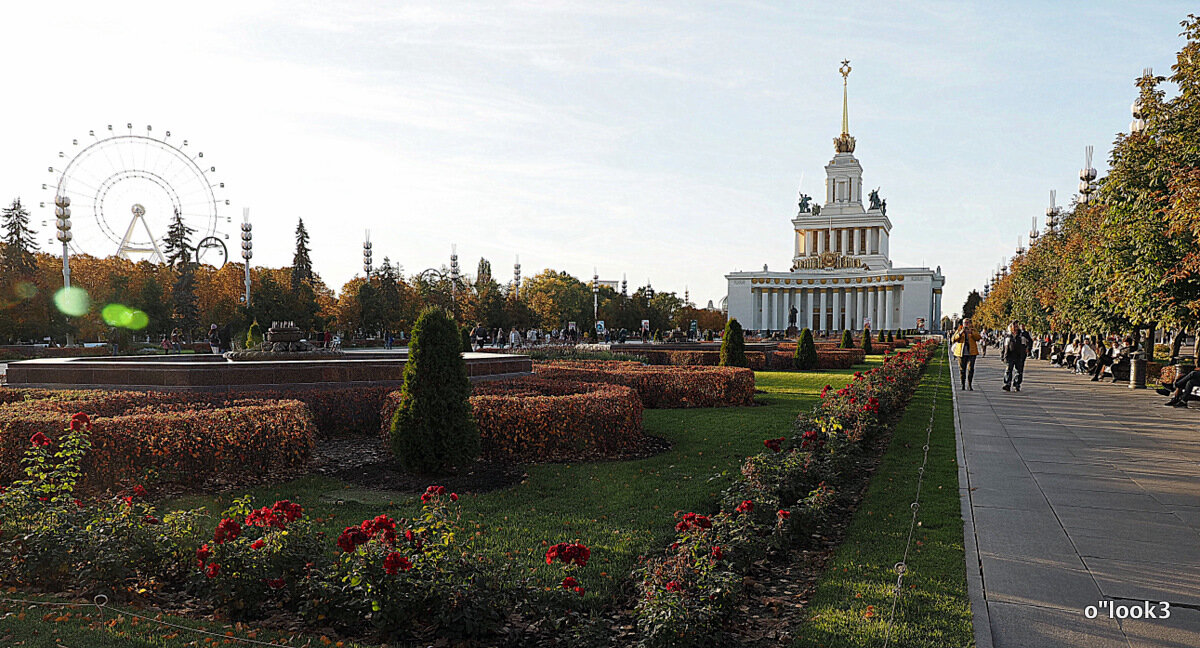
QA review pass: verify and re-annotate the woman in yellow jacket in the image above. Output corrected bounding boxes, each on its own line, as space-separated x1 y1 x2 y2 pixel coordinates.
952 318 983 390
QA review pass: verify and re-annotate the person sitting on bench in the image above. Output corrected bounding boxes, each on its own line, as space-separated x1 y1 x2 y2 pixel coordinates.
1157 368 1200 407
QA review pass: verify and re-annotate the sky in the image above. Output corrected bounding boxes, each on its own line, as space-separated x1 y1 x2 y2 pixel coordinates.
0 1 1194 315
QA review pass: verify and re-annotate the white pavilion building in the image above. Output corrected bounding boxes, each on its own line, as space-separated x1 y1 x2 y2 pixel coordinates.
725 62 944 333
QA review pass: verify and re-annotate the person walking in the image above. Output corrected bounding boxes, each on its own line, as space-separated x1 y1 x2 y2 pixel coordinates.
1001 321 1031 392
208 324 221 355
952 318 982 391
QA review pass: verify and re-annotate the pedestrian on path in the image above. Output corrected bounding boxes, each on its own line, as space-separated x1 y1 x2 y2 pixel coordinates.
952 318 982 390
1001 321 1032 391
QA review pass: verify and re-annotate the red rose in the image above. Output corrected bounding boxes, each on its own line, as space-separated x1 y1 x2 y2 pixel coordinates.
404 529 414 542
132 485 147 498
777 509 791 519
420 485 447 502
69 412 91 431
121 496 133 507
205 563 220 578
545 542 590 567
666 581 682 592
573 586 585 596
143 515 161 525
763 437 785 453
337 526 370 553
30 432 52 448
711 546 723 560
214 518 241 544
561 576 579 589
251 539 265 550
264 577 285 589
361 515 397 545
271 500 303 522
383 551 412 575
195 544 211 566
450 493 459 502
735 500 753 514
246 506 284 529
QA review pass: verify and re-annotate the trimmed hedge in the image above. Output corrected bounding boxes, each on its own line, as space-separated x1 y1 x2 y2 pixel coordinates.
638 348 865 371
534 360 755 408
381 377 644 462
0 390 315 492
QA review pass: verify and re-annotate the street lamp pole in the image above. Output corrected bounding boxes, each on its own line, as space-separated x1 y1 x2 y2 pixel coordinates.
592 268 599 322
240 208 253 307
54 195 73 346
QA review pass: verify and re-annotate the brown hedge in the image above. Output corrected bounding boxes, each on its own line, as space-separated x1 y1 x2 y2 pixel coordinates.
380 377 644 462
637 349 864 371
533 360 755 408
0 389 315 492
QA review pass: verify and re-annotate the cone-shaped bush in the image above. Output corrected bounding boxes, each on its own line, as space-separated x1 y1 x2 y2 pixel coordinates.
390 306 478 474
839 329 854 349
246 320 262 349
862 328 873 354
794 328 818 370
720 318 747 367
887 330 895 343
878 328 886 342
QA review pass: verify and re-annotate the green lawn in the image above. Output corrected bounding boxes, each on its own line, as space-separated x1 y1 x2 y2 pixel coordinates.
794 348 973 648
0 358 890 646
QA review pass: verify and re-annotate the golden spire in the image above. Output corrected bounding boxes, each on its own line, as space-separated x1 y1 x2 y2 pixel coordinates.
834 59 856 154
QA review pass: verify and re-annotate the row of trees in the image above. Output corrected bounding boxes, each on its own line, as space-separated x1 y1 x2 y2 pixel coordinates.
0 205 721 345
973 15 1200 357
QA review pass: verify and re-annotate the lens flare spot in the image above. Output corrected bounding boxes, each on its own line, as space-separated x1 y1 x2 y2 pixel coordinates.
53 287 90 317
128 310 149 330
101 303 135 328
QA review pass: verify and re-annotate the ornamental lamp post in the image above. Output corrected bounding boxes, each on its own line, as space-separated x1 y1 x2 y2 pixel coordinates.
1079 146 1097 204
54 195 73 346
240 208 252 306
592 268 599 322
362 230 373 276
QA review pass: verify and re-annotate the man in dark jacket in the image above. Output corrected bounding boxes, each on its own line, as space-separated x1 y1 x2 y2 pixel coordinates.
1001 321 1033 392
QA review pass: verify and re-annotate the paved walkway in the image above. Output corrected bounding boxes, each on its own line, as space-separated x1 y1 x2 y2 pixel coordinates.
954 352 1200 648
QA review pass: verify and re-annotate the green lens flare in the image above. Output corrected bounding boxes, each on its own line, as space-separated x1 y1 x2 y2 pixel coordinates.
14 281 37 300
128 310 149 330
53 287 90 317
101 303 139 328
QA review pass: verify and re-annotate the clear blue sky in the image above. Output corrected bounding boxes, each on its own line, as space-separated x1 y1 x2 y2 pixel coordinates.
0 1 1194 314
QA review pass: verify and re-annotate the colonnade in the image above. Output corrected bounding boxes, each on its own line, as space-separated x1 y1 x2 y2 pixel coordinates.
795 227 887 257
751 284 898 332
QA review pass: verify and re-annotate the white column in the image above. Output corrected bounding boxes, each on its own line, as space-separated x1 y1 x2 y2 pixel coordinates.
775 290 785 330
855 288 864 330
819 289 828 332
760 289 769 331
816 231 824 255
841 229 849 254
867 287 876 330
884 285 894 330
832 289 841 332
844 289 853 331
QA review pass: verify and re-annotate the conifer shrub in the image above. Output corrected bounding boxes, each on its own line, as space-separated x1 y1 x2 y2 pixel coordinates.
246 320 263 349
839 329 854 349
878 328 886 342
862 329 873 354
720 319 747 368
887 330 895 343
389 307 479 474
793 328 818 370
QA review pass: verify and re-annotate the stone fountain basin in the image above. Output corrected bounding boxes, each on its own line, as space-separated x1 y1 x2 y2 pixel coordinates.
5 351 531 391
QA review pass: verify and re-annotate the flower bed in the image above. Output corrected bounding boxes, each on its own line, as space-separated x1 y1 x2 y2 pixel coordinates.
633 340 940 645
533 361 755 408
0 390 315 491
381 377 644 462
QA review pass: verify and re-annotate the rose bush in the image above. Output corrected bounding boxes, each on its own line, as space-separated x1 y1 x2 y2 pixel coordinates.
533 360 755 408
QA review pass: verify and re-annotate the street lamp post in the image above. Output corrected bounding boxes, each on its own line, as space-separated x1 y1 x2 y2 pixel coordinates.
54 195 74 346
362 230 373 276
240 208 253 307
592 269 599 322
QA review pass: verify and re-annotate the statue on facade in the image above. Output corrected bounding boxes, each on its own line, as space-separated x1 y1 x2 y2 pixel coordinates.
797 193 812 214
788 305 798 328
868 188 882 211
812 203 821 216
880 198 887 217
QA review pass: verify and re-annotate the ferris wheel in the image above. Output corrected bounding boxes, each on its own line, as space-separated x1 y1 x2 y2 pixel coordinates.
43 124 231 266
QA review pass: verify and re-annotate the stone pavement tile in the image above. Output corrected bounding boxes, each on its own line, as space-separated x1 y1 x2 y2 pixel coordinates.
1083 556 1200 606
1121 603 1200 648
1124 475 1200 507
1042 487 1168 513
969 486 1053 511
1068 531 1200 566
1024 460 1125 477
981 554 1101 611
1032 473 1147 495
1165 506 1200 532
1051 505 1200 543
987 600 1126 648
973 507 1079 560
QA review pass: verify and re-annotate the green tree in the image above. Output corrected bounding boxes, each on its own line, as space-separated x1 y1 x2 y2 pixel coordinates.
0 198 38 276
862 328 873 354
389 307 478 474
163 210 195 269
794 328 817 369
962 290 983 319
720 318 747 367
292 218 313 288
839 329 854 349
